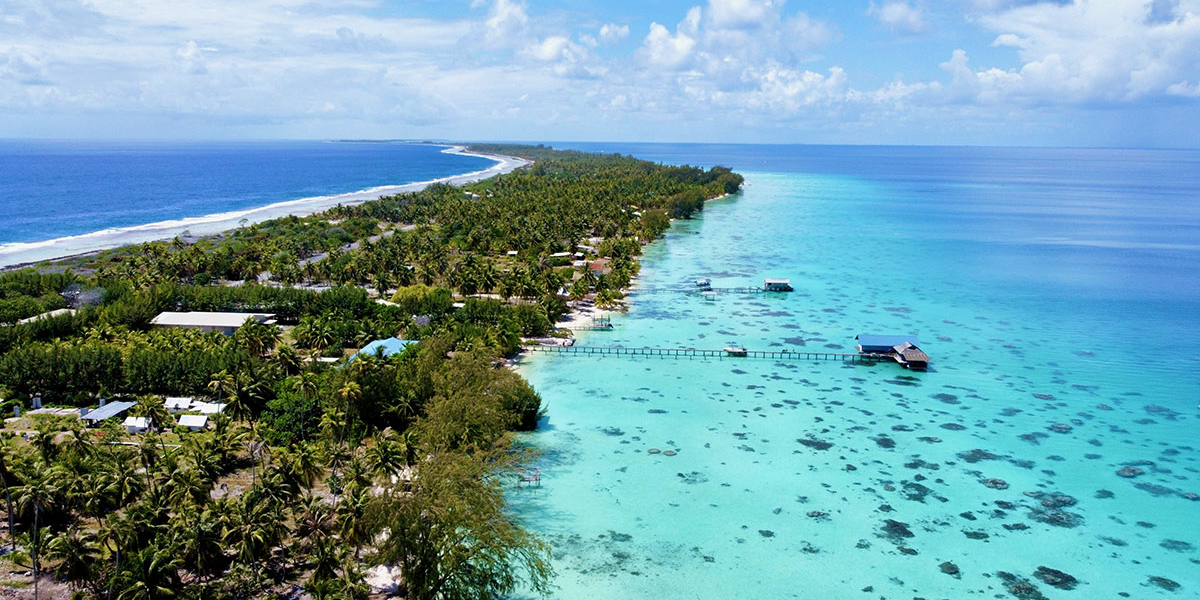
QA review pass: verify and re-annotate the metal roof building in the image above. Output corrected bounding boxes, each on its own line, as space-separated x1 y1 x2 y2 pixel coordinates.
178 414 209 431
81 400 136 423
150 311 276 335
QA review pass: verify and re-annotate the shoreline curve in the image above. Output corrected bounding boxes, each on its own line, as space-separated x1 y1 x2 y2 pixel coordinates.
0 145 530 270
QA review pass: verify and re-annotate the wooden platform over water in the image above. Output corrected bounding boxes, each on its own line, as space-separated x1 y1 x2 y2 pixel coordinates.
632 286 773 295
524 344 884 363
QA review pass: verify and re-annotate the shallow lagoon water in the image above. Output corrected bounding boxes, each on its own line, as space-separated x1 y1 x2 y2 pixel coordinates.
513 148 1200 599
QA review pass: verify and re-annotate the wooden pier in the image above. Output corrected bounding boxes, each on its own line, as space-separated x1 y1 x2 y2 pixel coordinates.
632 286 772 295
524 344 884 363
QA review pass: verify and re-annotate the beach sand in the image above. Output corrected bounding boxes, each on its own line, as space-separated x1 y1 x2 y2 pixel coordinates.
0 145 529 269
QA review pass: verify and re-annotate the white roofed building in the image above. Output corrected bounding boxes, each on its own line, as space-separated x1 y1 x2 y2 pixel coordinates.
164 397 194 413
150 311 276 335
123 416 150 434
178 414 209 431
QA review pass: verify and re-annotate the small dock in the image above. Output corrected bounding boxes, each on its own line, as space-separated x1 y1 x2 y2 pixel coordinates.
563 315 613 331
524 344 883 363
517 468 541 487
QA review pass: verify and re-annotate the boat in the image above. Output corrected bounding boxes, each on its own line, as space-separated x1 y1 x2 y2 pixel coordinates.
723 347 748 356
695 278 712 289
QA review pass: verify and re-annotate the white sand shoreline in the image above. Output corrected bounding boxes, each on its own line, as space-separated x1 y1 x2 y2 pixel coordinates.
0 145 530 269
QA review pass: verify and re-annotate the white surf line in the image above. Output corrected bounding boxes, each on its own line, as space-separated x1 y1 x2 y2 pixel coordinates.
0 145 531 269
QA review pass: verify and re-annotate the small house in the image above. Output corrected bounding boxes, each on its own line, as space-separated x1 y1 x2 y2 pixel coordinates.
193 402 227 415
892 342 930 370
123 416 150 434
763 278 793 292
164 397 194 413
178 414 209 431
589 259 612 276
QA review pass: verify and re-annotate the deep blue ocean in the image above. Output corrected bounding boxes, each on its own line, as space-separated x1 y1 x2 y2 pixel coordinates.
0 140 494 246
514 143 1200 599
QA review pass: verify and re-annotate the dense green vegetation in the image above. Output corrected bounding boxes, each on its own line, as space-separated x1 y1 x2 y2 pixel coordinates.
0 144 741 598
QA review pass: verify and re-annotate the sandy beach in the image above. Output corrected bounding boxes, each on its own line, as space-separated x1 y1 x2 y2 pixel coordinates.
0 145 530 269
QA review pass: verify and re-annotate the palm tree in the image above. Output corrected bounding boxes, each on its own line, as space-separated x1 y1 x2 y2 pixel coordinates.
133 395 172 434
307 534 345 584
15 470 57 600
273 344 303 376
335 484 371 560
175 504 226 581
0 439 17 552
163 468 209 510
224 495 285 566
293 493 332 550
113 539 183 600
336 381 361 443
364 428 407 483
291 442 324 490
206 370 235 402
46 528 100 590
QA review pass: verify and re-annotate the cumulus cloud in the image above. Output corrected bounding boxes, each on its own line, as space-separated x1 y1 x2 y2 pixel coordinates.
868 2 929 33
478 0 530 48
598 23 630 43
640 7 701 69
638 1 837 77
944 0 1200 104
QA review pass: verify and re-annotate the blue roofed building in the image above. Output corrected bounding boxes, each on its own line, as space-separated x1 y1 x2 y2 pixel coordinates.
856 334 920 353
349 338 418 362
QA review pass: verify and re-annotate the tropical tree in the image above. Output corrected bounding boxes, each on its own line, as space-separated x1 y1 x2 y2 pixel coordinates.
367 451 553 600
46 528 100 590
133 394 172 433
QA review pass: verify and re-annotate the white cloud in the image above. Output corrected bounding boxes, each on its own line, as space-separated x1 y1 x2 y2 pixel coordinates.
1167 80 1200 97
598 23 630 43
640 7 701 69
479 0 530 48
1 0 1195 144
0 46 52 85
868 2 929 33
940 0 1200 105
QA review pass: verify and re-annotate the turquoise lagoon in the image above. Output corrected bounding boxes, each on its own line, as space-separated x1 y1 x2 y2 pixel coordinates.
512 146 1200 599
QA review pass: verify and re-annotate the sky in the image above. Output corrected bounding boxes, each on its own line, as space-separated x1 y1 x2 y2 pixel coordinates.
1 0 1199 147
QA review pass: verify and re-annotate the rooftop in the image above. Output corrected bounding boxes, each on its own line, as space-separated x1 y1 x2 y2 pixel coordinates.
151 311 276 329
123 416 149 429
178 414 208 428
82 400 136 422
858 334 921 349
350 338 418 362
17 308 77 325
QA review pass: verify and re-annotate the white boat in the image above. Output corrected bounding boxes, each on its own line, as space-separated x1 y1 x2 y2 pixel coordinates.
723 347 748 356
695 278 711 288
